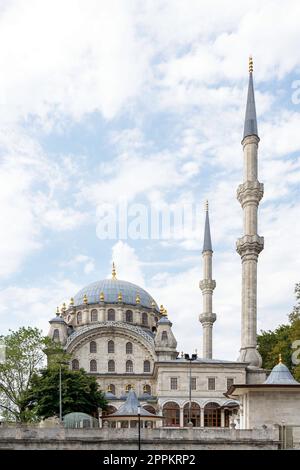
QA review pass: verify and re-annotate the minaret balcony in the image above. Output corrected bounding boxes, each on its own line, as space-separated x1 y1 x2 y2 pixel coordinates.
236 235 264 258
199 279 216 292
199 312 217 325
237 181 264 207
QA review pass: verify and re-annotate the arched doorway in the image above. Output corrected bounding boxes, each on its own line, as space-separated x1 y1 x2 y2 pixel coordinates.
183 402 201 427
102 405 117 428
162 402 180 427
204 402 221 427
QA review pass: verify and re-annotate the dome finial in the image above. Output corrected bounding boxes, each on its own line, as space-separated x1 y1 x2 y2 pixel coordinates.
100 291 105 302
136 293 140 304
279 353 282 364
205 200 209 212
112 262 117 280
56 306 59 315
249 55 253 73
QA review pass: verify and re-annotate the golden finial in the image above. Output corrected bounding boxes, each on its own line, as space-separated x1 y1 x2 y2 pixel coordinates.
151 300 156 308
61 302 66 313
118 291 123 302
112 262 117 280
69 297 74 307
163 308 168 316
159 304 165 314
249 56 253 73
136 293 140 304
107 385 112 393
56 306 60 315
181 351 184 358
279 353 282 364
83 294 88 305
205 200 209 212
100 291 104 302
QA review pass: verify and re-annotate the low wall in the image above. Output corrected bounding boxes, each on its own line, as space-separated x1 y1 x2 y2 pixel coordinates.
0 425 280 450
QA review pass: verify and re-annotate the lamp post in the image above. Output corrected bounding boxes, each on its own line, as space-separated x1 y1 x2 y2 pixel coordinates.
57 360 69 424
137 405 141 451
184 353 197 426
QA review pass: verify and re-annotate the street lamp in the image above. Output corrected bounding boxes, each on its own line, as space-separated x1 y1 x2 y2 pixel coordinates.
56 360 69 424
137 405 141 451
184 353 197 426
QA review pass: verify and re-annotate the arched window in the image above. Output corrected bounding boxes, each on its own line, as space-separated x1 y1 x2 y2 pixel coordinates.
108 360 115 372
144 360 151 373
90 341 97 353
77 311 82 324
91 309 98 322
90 359 97 372
72 359 79 370
204 402 221 427
183 402 201 427
108 340 114 353
125 384 132 392
163 402 180 427
108 309 115 321
125 310 133 322
142 312 148 325
126 360 133 373
53 329 60 341
108 384 116 395
126 342 133 354
143 384 151 395
154 316 158 323
162 331 168 341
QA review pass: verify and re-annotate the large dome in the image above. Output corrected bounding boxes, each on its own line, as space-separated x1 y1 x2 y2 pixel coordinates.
73 279 159 312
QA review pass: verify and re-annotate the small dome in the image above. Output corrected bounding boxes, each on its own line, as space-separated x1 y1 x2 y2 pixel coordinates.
73 279 159 312
49 315 66 324
264 362 299 385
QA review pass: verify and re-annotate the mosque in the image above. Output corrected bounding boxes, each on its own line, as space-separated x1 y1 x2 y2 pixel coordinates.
47 58 300 431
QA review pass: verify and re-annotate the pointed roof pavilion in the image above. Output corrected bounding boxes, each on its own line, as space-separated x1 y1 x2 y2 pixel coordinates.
104 390 163 421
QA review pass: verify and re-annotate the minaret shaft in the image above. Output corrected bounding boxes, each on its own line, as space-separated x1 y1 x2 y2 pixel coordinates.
237 61 264 367
199 206 216 359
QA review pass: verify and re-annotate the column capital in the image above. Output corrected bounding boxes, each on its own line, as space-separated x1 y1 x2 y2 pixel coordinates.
199 312 217 325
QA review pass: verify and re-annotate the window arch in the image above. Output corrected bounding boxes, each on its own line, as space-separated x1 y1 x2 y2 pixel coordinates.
108 360 115 372
72 359 79 370
108 384 116 395
90 359 97 372
154 316 158 323
125 384 132 392
163 402 180 427
204 402 221 427
53 329 60 341
108 309 115 321
126 342 133 354
183 402 201 427
143 384 151 395
108 340 114 353
144 360 151 373
126 360 133 373
91 309 98 322
77 311 82 324
162 331 168 341
90 341 97 353
125 310 133 322
142 312 148 325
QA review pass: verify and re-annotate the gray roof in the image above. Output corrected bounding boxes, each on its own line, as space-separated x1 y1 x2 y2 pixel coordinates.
105 391 118 400
107 390 159 418
157 316 171 325
202 210 212 252
243 72 258 140
264 362 299 385
49 315 66 324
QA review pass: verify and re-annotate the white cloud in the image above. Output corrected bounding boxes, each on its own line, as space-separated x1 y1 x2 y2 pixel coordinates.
60 254 96 275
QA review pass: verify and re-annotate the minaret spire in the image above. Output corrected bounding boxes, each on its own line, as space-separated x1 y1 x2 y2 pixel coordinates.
243 56 258 140
199 201 216 359
237 57 264 367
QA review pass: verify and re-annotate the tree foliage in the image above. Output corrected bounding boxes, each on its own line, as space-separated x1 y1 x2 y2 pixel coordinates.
258 283 300 381
23 366 107 419
0 327 49 421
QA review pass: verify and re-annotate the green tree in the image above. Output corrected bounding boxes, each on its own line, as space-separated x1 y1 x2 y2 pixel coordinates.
258 283 300 381
23 366 107 419
0 327 49 421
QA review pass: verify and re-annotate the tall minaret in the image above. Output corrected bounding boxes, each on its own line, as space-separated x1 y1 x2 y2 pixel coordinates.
237 57 264 367
199 201 216 359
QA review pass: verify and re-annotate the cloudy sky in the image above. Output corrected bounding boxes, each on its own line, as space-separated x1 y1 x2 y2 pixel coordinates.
0 0 300 360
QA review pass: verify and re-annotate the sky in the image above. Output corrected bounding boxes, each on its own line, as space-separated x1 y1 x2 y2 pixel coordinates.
0 0 300 360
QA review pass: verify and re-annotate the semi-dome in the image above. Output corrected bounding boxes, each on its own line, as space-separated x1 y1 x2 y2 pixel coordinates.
73 278 159 312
